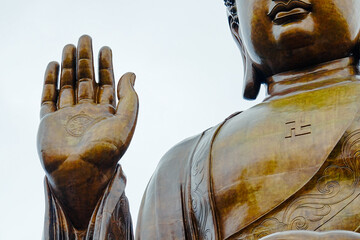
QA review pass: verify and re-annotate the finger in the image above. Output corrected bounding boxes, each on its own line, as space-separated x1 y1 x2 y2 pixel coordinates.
76 35 96 103
98 46 115 108
40 62 59 119
115 72 139 145
58 44 76 108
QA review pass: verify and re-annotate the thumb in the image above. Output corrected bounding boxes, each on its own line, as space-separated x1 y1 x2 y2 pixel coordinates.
115 72 139 145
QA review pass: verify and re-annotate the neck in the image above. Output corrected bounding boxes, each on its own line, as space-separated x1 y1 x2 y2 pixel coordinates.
266 57 358 100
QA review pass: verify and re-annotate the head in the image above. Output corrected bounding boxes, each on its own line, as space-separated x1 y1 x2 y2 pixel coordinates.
225 0 360 99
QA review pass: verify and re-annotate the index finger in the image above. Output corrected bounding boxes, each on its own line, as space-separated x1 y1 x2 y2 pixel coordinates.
40 62 59 119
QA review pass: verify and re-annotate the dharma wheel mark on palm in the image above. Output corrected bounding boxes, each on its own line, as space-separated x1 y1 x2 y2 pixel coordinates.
65 113 94 137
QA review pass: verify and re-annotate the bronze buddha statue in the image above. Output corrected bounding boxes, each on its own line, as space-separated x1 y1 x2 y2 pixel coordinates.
38 0 360 239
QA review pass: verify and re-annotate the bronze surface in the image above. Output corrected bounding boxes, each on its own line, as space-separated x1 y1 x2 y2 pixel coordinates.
39 0 360 239
39 35 137 239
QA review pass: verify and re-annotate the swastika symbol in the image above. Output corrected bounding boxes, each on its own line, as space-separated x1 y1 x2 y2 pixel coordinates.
285 121 311 139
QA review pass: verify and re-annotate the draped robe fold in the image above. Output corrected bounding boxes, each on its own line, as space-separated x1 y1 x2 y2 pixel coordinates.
43 165 133 240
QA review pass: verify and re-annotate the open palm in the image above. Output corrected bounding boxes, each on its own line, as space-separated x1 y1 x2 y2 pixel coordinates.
37 35 138 229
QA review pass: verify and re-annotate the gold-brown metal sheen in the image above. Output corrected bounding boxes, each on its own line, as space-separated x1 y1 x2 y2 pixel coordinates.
39 35 137 239
39 0 360 239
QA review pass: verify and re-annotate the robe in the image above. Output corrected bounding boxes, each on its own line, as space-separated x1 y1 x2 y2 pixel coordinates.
43 165 133 240
136 74 360 239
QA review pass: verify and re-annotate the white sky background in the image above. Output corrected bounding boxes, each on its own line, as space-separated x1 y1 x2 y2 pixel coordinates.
0 0 266 238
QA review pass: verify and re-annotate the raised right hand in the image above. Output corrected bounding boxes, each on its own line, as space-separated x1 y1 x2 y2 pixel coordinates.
37 35 138 229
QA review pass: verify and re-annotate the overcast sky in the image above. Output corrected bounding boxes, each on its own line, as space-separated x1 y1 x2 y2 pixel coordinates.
0 0 266 238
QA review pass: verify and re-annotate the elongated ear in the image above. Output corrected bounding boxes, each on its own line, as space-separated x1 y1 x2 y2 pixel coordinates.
354 35 360 73
242 54 262 100
228 12 262 100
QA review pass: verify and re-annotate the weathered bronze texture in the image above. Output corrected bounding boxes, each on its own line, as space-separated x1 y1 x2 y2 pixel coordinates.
39 0 360 239
136 0 360 239
38 35 137 239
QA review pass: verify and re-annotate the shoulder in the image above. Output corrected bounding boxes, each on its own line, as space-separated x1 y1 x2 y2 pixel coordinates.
152 130 210 181
136 113 241 238
156 111 243 173
136 128 213 239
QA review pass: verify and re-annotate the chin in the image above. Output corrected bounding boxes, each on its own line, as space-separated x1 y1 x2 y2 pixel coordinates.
273 15 315 50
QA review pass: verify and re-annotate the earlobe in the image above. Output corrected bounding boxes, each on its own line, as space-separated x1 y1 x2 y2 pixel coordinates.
354 33 360 73
229 14 262 100
243 56 262 100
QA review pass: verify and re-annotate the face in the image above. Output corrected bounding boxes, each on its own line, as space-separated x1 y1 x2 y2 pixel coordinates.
234 0 360 76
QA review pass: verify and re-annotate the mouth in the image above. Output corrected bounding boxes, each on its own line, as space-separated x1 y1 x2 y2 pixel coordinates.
268 0 312 25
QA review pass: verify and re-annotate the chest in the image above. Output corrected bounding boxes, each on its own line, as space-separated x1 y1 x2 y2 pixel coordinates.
210 82 360 239
231 117 360 239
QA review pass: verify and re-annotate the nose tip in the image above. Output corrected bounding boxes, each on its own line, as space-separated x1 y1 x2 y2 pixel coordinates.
272 0 311 4
272 0 291 2
269 0 289 12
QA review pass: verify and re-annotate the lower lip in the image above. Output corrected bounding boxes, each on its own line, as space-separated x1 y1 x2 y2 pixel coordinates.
273 8 310 25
